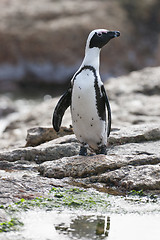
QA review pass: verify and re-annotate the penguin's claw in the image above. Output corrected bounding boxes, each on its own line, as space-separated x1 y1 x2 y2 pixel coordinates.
79 146 87 156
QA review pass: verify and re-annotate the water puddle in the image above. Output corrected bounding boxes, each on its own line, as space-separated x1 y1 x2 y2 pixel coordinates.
1 209 160 240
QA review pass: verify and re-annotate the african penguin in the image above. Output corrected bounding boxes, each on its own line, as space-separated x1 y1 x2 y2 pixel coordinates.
52 29 120 156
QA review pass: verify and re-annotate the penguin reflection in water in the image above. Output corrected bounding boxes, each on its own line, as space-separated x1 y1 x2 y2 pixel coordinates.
53 29 120 156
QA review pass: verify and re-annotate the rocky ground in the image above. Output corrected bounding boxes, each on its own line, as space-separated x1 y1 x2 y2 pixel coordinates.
0 66 160 205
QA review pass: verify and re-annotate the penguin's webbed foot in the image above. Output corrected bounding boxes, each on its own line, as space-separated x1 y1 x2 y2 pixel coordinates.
79 146 87 156
96 145 107 155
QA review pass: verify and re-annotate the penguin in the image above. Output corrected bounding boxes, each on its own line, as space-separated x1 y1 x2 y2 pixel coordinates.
52 29 120 156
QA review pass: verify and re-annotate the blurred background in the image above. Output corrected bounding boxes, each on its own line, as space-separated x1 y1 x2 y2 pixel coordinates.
0 0 159 97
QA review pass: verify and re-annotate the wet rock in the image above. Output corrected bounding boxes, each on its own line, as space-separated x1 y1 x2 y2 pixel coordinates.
25 126 73 147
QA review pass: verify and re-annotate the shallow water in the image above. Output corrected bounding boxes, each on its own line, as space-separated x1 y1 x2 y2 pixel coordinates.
1 210 160 240
1 191 160 240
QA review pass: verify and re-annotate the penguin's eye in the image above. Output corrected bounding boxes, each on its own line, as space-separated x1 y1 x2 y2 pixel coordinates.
97 32 102 37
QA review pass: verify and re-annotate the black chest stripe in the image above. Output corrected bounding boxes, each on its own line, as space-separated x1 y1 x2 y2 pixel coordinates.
73 65 106 121
73 65 95 81
94 77 106 121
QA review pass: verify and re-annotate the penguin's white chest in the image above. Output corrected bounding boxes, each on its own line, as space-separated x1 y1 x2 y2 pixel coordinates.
71 69 107 149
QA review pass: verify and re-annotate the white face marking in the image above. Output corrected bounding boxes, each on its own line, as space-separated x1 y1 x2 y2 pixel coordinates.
85 29 108 50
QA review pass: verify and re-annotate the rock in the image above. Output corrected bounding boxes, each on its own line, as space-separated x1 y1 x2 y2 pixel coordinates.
25 126 73 147
36 123 160 192
0 97 70 150
38 155 122 179
39 141 160 191
107 67 160 96
94 164 160 191
108 141 160 159
0 169 67 205
0 160 37 171
109 123 160 144
106 67 160 127
0 135 79 163
1 123 159 164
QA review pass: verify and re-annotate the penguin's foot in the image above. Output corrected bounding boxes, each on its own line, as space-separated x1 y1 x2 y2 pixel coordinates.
79 146 88 156
96 145 107 155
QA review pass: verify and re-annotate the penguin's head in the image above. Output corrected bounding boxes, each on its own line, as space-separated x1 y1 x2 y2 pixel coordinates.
86 29 120 50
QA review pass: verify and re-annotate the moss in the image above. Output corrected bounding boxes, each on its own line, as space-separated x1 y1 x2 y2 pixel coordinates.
128 189 145 197
0 218 23 232
48 187 110 210
4 187 110 213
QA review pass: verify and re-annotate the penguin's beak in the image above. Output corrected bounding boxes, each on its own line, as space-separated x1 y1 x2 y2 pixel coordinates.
114 31 120 37
107 31 120 38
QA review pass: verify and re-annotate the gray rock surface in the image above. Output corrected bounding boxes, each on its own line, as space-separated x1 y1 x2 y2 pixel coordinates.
0 140 79 164
106 67 160 127
95 164 160 191
38 124 160 192
25 126 73 147
0 169 67 205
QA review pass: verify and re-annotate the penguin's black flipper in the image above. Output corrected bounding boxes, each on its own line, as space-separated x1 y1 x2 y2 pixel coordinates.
101 85 111 137
52 86 72 132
